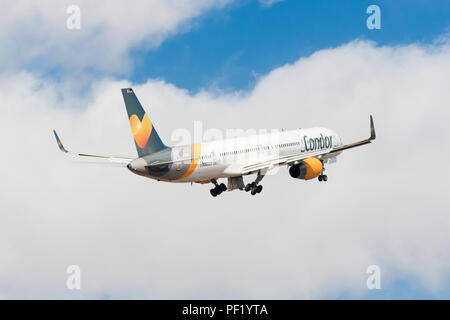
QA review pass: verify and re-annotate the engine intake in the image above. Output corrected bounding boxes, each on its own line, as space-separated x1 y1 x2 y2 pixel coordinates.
289 158 323 180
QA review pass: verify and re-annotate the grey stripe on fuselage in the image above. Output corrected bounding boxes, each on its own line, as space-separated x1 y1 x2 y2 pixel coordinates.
129 146 196 181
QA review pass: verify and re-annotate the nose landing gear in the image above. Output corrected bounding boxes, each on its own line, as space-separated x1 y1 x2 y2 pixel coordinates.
318 163 328 182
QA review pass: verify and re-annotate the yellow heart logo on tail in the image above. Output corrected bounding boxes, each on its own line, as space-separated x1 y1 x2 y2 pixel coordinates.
129 114 152 148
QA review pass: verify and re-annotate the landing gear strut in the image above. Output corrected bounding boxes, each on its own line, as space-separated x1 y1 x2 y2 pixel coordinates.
318 162 328 182
245 170 265 196
210 179 227 197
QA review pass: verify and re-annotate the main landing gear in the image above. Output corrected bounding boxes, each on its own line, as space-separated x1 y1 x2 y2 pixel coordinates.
244 170 265 196
210 179 227 197
209 170 266 197
245 182 263 195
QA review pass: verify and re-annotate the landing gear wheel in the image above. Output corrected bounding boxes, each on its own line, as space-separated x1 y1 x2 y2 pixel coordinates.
256 185 263 193
210 179 226 196
245 182 255 192
318 175 323 182
323 175 328 182
214 186 223 195
251 188 257 195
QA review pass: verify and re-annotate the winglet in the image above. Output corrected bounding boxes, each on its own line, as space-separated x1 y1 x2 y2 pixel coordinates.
53 130 69 153
369 115 376 140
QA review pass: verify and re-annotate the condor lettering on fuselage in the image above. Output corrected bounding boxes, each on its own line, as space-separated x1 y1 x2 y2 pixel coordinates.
303 134 333 152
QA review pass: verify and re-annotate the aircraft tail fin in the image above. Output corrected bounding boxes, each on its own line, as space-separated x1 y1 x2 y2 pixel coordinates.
121 88 167 157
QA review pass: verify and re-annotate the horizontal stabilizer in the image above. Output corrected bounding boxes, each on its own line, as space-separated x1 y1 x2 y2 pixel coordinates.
370 115 376 140
53 130 68 153
52 129 133 166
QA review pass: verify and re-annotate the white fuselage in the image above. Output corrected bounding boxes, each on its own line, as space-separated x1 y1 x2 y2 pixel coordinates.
169 127 342 182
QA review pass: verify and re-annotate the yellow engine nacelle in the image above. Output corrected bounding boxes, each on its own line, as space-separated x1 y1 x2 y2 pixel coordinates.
289 158 323 180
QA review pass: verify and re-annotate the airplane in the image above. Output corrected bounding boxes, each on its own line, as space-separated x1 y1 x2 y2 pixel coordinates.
53 88 376 197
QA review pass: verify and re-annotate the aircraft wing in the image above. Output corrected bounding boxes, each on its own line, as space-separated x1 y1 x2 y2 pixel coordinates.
53 130 134 166
241 149 328 175
241 115 376 175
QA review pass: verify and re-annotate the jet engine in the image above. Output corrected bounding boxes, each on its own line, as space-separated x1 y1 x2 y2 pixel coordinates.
289 158 323 180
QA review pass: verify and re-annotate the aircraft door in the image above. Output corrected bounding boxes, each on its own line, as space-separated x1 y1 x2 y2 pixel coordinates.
172 147 184 171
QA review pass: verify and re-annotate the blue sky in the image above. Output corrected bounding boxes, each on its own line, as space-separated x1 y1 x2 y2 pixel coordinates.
130 0 450 93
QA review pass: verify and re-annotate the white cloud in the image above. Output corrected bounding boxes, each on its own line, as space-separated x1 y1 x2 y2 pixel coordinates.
0 0 232 75
0 40 450 298
259 0 284 8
